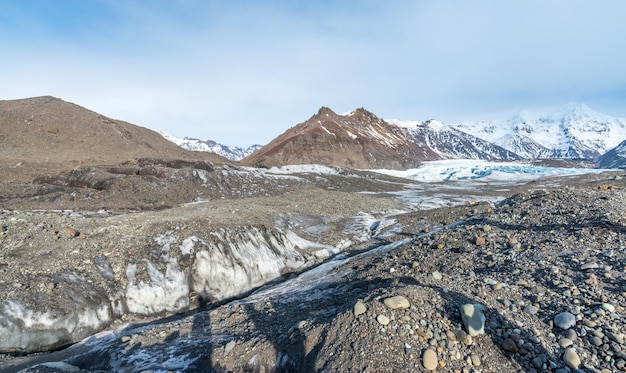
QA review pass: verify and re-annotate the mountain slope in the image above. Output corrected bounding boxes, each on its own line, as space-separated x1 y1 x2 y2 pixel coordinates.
451 103 626 159
0 96 229 182
159 132 262 161
387 119 521 161
597 140 626 169
241 107 441 169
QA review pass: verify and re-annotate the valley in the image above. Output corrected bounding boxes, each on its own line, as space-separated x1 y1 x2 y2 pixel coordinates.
0 97 625 372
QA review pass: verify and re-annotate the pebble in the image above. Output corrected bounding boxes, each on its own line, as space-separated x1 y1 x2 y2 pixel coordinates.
554 312 576 330
62 227 80 237
601 303 616 313
422 348 438 370
354 301 367 316
607 332 625 345
562 347 580 369
558 338 573 348
484 278 498 286
565 329 577 341
523 305 539 315
224 340 236 354
376 315 390 326
590 336 603 346
460 303 486 336
470 353 481 366
580 262 599 270
431 271 442 280
502 338 518 352
383 296 410 310
120 336 131 343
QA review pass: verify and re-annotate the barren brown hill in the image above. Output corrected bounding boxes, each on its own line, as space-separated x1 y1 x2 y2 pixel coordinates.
241 107 441 169
0 96 229 182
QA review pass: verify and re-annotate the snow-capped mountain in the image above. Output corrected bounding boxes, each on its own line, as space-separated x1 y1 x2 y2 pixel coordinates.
450 103 626 159
387 119 520 161
160 131 262 161
597 139 626 169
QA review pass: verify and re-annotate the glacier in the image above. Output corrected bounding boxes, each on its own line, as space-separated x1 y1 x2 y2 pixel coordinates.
371 159 608 183
0 161 610 357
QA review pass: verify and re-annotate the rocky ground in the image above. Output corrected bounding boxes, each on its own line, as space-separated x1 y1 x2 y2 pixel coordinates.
0 162 625 372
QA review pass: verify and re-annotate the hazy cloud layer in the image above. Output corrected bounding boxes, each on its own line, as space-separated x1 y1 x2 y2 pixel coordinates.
1 1 625 146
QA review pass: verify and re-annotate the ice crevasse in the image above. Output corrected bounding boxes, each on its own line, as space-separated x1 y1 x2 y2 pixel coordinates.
0 226 335 354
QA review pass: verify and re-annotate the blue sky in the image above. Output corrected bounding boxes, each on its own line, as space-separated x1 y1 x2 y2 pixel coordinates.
1 1 625 146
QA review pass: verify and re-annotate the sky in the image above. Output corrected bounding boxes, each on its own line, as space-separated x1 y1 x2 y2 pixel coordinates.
1 1 625 147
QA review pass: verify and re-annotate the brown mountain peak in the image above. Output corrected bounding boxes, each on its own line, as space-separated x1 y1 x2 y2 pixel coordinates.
242 107 441 169
315 106 338 118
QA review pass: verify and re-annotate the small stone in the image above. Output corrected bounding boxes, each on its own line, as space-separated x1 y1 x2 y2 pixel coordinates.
502 338 518 352
121 336 131 343
377 315 390 326
562 347 580 369
492 283 504 291
470 353 481 366
601 303 616 313
452 329 467 342
532 356 544 369
558 338 573 348
422 349 438 370
580 262 599 270
62 227 80 237
554 312 576 330
582 319 597 328
354 301 367 316
475 236 486 245
585 273 599 285
431 271 442 280
404 342 412 354
590 336 603 346
484 278 498 286
460 303 486 336
565 329 577 341
383 296 410 310
524 305 539 315
607 332 625 345
224 340 236 354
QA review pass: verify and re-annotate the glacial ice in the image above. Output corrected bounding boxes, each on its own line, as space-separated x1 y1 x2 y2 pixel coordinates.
0 300 113 353
125 258 190 315
0 224 340 354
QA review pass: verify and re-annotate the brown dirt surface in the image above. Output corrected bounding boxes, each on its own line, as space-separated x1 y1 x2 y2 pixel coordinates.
0 96 230 183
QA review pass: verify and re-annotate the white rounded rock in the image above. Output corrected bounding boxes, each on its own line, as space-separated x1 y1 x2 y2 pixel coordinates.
460 303 486 336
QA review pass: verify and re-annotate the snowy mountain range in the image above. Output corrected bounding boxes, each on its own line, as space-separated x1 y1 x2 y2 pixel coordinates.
387 118 520 161
159 131 262 161
448 103 626 159
161 103 626 168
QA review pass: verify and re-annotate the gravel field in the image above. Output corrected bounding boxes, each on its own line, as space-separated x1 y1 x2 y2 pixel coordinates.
1 163 625 373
